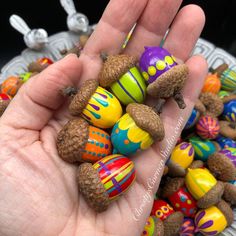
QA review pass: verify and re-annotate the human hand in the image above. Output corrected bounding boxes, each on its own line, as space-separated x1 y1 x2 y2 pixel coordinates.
0 0 207 235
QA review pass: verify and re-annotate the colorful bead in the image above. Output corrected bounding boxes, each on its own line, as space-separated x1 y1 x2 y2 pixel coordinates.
220 68 236 91
194 206 227 235
81 126 112 162
219 147 236 167
196 116 220 139
139 46 177 84
93 154 136 200
185 168 217 200
0 93 11 100
189 136 216 161
180 218 195 236
201 73 221 94
37 57 53 66
19 72 33 83
1 76 22 97
218 90 230 99
110 67 146 105
184 108 199 130
215 135 236 149
111 113 153 155
82 86 122 129
222 99 236 122
151 200 174 221
141 216 156 236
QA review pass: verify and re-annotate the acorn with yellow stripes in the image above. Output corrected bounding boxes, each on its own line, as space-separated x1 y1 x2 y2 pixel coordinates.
77 154 136 212
185 168 224 209
99 53 146 105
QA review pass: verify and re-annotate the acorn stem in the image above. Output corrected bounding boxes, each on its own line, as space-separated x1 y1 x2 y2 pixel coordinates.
100 52 108 62
174 92 186 109
61 86 78 97
213 63 229 77
153 98 166 114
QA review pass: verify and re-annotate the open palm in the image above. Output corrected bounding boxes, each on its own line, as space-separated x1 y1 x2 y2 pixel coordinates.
0 0 208 235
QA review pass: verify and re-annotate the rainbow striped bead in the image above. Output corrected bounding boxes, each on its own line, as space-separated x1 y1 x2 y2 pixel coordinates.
93 154 136 200
222 100 236 122
220 68 236 91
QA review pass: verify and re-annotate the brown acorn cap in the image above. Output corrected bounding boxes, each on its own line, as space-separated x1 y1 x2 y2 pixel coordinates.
194 99 206 114
188 160 204 169
223 182 236 205
161 177 185 198
163 166 169 176
153 217 164 236
197 181 224 208
199 92 224 117
207 153 236 181
99 54 138 87
28 61 45 73
167 161 186 177
147 64 188 99
216 200 234 226
222 94 236 104
69 79 98 116
163 211 184 236
79 34 89 48
126 103 165 141
56 118 89 163
0 100 10 116
219 121 236 139
77 163 110 212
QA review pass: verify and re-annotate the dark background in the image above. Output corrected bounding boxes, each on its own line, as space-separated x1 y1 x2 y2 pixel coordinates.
1 0 236 67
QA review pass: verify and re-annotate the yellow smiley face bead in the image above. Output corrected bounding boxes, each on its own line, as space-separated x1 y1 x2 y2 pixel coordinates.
67 79 123 129
185 168 224 208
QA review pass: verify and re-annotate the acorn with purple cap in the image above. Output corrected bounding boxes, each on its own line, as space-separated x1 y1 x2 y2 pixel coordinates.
139 46 188 111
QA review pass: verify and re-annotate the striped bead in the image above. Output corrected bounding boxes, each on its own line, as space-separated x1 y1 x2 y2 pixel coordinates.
110 67 146 105
93 154 136 200
220 68 236 91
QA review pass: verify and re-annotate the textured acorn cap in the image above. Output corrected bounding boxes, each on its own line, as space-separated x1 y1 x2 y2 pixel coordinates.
152 217 164 236
126 103 165 141
161 177 185 198
207 153 236 181
56 118 89 163
220 121 236 139
223 183 236 206
222 94 236 104
163 211 184 236
194 99 206 114
199 92 224 117
0 100 10 116
188 160 204 169
28 61 46 73
147 64 188 98
216 200 234 226
69 79 98 116
99 54 138 87
167 161 186 177
197 181 224 208
77 163 110 212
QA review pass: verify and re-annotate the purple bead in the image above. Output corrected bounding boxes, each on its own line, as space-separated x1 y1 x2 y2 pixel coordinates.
219 148 236 167
139 46 177 84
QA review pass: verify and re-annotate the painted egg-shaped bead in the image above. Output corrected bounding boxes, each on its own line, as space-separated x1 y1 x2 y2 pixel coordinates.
0 93 11 100
218 90 230 99
201 73 221 94
215 135 236 149
1 76 23 97
189 136 216 161
139 46 177 84
222 100 236 122
77 154 136 212
180 218 195 236
141 216 164 236
151 200 175 221
196 116 220 139
37 57 53 66
19 72 34 83
184 108 200 130
220 68 236 91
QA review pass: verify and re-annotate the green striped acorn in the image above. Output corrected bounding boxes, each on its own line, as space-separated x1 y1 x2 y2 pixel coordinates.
98 53 146 105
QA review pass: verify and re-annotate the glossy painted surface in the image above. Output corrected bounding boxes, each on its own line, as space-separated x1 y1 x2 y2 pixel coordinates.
110 67 146 105
220 68 236 91
139 46 177 84
222 100 236 122
93 154 136 200
168 186 197 217
184 108 199 130
169 142 194 169
189 136 216 161
0 93 11 100
141 216 156 236
218 90 230 99
196 116 220 139
195 206 227 235
219 147 236 167
215 135 236 149
201 73 221 94
185 168 217 200
1 76 22 97
82 86 123 129
81 126 112 162
151 200 174 221
180 218 195 236
19 72 33 83
37 57 53 66
111 113 153 155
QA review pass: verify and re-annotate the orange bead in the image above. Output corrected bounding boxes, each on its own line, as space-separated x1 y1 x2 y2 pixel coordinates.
201 73 221 94
1 76 23 97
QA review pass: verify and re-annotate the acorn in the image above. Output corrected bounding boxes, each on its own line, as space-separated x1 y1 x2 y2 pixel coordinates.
161 178 197 217
1 76 23 97
218 64 236 92
0 93 11 116
151 199 184 236
28 57 53 73
56 118 112 163
110 103 164 156
215 135 236 149
194 200 234 235
64 79 123 129
201 73 221 94
139 46 188 111
219 121 236 140
207 148 236 182
180 218 195 236
196 115 220 140
77 154 136 212
185 168 224 208
98 53 146 105
222 94 236 122
141 216 164 236
167 142 194 177
223 181 236 205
